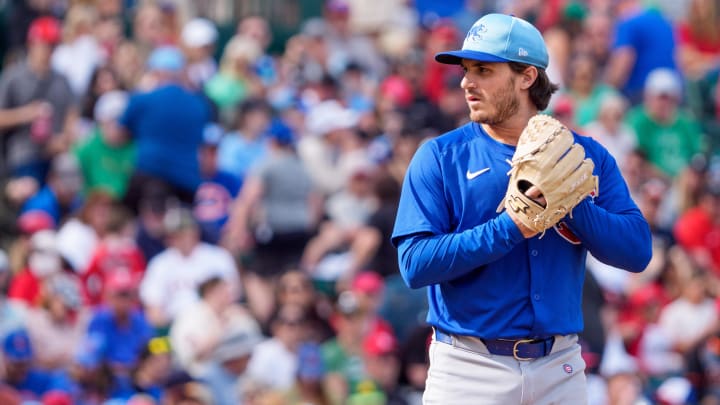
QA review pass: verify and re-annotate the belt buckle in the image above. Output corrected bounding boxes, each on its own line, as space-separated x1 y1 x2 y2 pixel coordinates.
512 338 536 361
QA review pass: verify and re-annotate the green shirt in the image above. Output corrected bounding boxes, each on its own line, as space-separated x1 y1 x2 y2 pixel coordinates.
626 107 704 177
73 127 136 198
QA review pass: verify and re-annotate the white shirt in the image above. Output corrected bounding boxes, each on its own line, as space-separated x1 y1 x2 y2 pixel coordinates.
246 338 297 390
140 243 240 321
659 297 718 347
51 35 104 97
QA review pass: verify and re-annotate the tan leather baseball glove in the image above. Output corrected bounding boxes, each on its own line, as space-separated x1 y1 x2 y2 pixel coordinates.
497 114 598 235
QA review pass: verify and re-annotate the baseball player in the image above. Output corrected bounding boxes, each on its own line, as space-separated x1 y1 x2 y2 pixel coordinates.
391 14 652 404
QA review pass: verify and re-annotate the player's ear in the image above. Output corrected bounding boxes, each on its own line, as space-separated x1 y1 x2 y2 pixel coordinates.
519 66 538 90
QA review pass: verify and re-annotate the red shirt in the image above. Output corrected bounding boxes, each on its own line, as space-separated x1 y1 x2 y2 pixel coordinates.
677 24 720 55
674 206 720 273
8 269 41 306
81 240 146 306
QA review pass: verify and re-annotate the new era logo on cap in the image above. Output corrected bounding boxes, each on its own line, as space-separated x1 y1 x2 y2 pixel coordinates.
435 13 549 69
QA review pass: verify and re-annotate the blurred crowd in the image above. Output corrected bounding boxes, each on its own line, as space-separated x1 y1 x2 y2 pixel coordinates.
0 0 719 404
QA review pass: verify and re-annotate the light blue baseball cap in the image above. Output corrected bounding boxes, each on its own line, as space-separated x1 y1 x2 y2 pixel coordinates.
435 14 548 69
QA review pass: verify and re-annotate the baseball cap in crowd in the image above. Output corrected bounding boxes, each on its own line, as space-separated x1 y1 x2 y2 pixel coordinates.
42 390 72 405
3 329 33 362
351 272 384 296
337 290 361 316
201 123 224 147
163 207 198 234
265 118 295 145
435 13 549 69
305 100 358 137
105 271 139 293
17 210 56 234
27 16 62 45
212 329 263 363
181 18 218 48
644 68 682 99
147 46 185 72
363 328 398 357
94 91 128 122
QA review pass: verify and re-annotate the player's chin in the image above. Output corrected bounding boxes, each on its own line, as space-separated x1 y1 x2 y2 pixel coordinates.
468 109 494 124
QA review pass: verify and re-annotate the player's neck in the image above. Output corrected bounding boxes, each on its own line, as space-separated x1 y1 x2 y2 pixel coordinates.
481 110 538 146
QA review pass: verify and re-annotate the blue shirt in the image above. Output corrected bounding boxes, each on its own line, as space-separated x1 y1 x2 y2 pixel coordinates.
121 84 211 192
612 8 677 101
391 122 651 339
11 368 74 399
217 132 268 179
86 308 153 368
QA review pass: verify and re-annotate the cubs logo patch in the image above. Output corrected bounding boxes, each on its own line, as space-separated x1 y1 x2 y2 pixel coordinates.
553 221 581 245
466 23 488 42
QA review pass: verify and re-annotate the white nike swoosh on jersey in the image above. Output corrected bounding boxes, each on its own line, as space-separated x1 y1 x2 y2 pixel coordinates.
466 167 491 180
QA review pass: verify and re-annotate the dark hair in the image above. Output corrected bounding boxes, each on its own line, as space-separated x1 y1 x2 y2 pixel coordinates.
508 62 559 111
197 276 224 298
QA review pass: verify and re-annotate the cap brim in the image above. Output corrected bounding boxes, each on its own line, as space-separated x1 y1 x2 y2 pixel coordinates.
435 50 509 65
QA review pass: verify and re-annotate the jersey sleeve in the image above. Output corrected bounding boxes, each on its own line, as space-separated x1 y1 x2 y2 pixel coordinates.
565 138 652 272
392 140 525 288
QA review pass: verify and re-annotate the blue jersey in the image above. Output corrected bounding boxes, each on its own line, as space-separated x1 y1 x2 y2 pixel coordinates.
392 121 651 339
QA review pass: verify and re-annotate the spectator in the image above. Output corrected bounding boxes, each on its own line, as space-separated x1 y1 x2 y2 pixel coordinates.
170 276 259 378
0 16 78 183
56 190 114 273
74 90 136 200
556 53 620 128
8 230 64 307
357 328 407 405
129 336 173 403
224 120 319 322
180 18 218 90
302 163 377 280
84 270 153 399
204 35 263 126
19 153 83 229
281 342 329 405
626 68 704 178
236 15 277 87
81 205 145 307
582 93 637 175
675 0 720 79
216 98 272 180
1 329 73 400
673 176 720 274
246 304 309 391
25 273 87 370
120 45 212 211
140 207 240 328
203 323 263 405
193 123 242 245
276 270 334 343
299 100 368 195
321 290 391 405
605 0 678 104
78 66 123 136
50 5 104 98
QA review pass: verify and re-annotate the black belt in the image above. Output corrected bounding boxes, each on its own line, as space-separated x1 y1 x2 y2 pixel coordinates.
434 329 555 360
